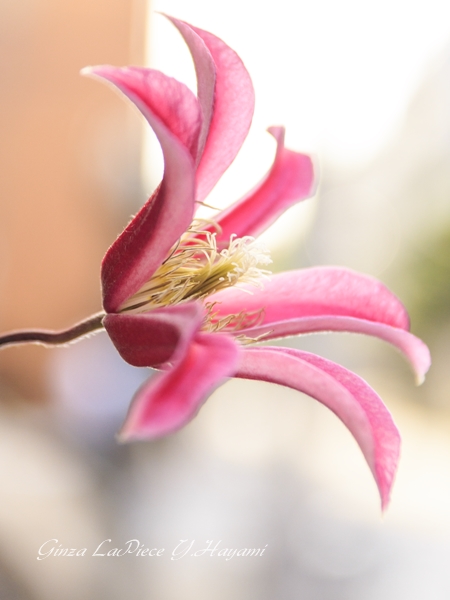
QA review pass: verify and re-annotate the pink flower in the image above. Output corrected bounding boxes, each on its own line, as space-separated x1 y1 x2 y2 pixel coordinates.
0 16 430 509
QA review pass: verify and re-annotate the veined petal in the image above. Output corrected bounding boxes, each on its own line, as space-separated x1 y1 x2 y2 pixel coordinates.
164 15 216 163
83 66 202 158
103 302 204 368
213 127 315 246
119 333 240 441
83 67 200 313
239 316 430 384
166 18 255 202
236 347 401 510
210 267 430 382
210 267 411 329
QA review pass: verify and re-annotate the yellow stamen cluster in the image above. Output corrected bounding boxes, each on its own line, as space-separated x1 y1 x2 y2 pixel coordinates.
119 221 272 334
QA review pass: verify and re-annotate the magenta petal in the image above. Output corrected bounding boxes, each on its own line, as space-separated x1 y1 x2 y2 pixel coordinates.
241 316 430 384
167 19 255 202
210 267 411 329
83 67 200 312
214 127 315 245
164 15 216 163
82 66 202 158
103 302 204 367
210 267 430 382
119 333 240 441
237 347 401 509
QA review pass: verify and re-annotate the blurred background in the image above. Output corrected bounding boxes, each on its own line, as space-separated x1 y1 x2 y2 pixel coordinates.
0 0 450 598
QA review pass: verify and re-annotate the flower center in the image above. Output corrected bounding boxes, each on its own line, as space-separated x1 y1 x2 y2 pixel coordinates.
119 221 272 333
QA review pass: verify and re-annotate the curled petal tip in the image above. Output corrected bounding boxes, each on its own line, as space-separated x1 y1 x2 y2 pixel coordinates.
410 338 431 386
80 66 95 77
117 415 157 443
116 426 158 444
115 431 129 444
116 425 150 444
415 368 426 387
266 125 285 141
237 347 400 511
381 494 392 513
266 126 318 197
80 66 113 81
415 369 428 387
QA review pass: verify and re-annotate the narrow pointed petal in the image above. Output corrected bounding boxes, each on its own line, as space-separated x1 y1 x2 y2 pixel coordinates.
209 267 430 381
83 67 201 312
83 66 202 158
164 15 216 162
213 127 315 245
166 18 255 202
119 333 240 441
237 347 401 509
103 303 204 368
210 267 410 329
241 316 430 384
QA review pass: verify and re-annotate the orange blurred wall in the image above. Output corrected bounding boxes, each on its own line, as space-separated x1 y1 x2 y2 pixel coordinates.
0 0 147 399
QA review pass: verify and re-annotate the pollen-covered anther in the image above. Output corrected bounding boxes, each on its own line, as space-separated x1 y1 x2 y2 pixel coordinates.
118 221 272 314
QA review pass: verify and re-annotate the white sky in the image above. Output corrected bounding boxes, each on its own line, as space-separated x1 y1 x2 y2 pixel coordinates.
147 0 450 165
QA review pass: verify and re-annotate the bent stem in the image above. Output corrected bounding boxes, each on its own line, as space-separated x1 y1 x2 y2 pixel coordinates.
0 313 105 348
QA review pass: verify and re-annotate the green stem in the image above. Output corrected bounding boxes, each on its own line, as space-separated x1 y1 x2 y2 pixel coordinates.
0 313 105 348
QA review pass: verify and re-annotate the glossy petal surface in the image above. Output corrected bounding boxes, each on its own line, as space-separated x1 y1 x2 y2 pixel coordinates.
237 347 401 509
120 333 240 441
213 127 315 246
83 67 201 312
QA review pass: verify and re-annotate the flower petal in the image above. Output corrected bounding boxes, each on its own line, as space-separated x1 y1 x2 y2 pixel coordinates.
166 17 255 202
241 316 430 385
103 302 204 368
213 127 315 246
210 267 430 382
210 267 410 329
83 66 202 158
119 332 240 441
82 67 201 312
237 347 401 510
164 15 216 164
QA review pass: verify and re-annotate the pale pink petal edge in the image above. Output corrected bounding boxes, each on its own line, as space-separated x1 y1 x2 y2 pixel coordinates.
240 316 431 385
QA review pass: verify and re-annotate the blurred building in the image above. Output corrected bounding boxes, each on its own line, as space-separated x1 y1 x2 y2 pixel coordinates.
0 0 146 399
